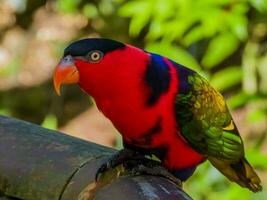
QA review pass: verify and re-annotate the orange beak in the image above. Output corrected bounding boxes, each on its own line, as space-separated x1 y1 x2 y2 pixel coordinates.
53 55 79 95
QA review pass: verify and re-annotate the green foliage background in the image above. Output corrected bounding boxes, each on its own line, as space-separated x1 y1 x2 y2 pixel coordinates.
0 0 267 199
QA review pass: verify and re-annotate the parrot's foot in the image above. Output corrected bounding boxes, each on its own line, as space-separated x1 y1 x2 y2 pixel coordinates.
131 164 182 187
95 148 145 181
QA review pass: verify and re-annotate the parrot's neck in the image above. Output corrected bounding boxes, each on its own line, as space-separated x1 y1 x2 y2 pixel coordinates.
78 46 157 137
88 70 154 139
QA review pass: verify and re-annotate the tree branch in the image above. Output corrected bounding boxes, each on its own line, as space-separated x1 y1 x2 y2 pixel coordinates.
0 115 192 200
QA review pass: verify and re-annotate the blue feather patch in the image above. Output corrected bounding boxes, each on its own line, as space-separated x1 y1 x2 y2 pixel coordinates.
144 53 171 106
169 60 195 94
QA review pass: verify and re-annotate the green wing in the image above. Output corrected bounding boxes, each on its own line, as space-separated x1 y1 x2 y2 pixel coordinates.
175 73 262 192
175 73 244 161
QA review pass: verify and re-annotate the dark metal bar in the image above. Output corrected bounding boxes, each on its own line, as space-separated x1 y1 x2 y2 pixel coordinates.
0 115 192 200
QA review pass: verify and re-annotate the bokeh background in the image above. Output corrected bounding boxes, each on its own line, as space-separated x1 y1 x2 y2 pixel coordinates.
0 0 266 199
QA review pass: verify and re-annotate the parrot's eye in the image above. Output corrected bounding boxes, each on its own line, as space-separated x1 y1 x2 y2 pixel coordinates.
86 50 103 63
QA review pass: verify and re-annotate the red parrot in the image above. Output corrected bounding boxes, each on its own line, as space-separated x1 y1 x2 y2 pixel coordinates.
53 38 262 192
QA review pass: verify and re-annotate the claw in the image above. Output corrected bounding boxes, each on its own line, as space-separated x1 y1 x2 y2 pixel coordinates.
94 149 139 182
130 164 182 187
95 162 110 181
95 157 117 182
94 149 169 183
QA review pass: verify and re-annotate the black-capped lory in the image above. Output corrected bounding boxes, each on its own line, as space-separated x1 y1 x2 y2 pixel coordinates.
53 38 262 192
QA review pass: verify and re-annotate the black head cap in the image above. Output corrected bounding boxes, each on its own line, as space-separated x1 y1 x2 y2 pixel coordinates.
63 38 125 57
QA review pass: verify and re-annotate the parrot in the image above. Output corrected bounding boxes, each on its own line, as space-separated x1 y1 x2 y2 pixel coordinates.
53 38 262 192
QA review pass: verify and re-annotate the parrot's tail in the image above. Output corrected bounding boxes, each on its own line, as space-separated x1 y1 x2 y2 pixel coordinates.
209 157 262 192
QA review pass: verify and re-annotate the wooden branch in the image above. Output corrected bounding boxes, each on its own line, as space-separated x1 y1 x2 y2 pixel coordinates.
0 115 192 200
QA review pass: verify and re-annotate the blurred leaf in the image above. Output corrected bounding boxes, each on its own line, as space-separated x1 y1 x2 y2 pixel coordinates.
227 13 248 40
226 92 250 108
146 20 163 40
229 3 249 38
153 0 174 22
215 184 250 200
249 0 267 12
41 114 58 130
183 26 205 46
119 0 152 36
242 42 258 94
57 0 81 13
258 55 267 94
200 7 224 37
160 18 197 42
83 4 98 18
0 57 20 77
247 149 267 169
99 0 114 16
247 109 267 123
202 32 239 68
146 42 201 72
210 66 242 92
